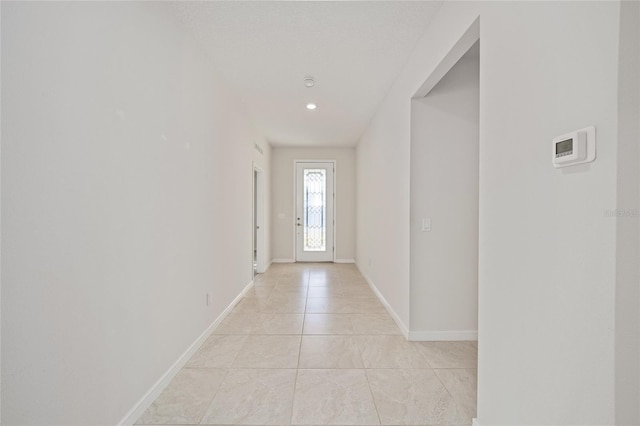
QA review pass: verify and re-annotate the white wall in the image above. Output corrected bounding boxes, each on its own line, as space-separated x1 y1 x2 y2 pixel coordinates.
271 147 355 263
356 94 412 328
357 1 630 425
0 2 3 422
1 2 270 425
616 1 640 424
637 3 640 421
409 47 479 339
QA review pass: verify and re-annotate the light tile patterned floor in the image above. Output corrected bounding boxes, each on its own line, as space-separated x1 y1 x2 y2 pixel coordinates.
136 263 477 426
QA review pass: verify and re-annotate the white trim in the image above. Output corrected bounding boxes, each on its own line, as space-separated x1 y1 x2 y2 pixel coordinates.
334 259 355 264
356 263 409 339
413 17 480 98
354 263 477 342
408 330 478 341
117 280 254 426
272 258 295 263
472 418 481 426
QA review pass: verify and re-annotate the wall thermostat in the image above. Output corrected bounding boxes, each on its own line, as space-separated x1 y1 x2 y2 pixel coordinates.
553 126 596 168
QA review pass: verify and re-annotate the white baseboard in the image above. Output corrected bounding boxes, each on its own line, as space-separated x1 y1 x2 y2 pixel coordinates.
472 418 481 426
355 264 409 339
272 258 295 263
334 259 356 264
117 280 254 426
355 264 477 343
408 330 478 341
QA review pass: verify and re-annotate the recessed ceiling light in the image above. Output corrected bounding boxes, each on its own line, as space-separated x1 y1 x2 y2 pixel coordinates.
304 77 315 88
306 103 317 110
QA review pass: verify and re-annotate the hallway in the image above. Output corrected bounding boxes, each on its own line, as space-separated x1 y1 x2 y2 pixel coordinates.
136 263 477 425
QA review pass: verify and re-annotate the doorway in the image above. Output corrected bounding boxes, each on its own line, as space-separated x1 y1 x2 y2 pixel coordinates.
409 30 479 340
253 163 265 276
294 161 335 262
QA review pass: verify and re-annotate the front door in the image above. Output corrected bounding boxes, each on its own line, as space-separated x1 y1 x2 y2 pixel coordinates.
295 162 334 262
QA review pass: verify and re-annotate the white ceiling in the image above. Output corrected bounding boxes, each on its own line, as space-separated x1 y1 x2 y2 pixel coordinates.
165 1 443 147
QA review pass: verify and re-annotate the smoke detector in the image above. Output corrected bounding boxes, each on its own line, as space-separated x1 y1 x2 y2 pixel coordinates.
304 77 315 88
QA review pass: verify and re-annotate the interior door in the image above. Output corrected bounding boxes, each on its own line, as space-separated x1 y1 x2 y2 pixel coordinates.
295 162 334 262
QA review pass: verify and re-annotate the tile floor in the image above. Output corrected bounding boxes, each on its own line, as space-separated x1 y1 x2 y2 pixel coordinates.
136 263 477 426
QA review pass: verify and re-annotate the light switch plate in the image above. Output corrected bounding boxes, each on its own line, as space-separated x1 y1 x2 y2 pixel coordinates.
422 218 431 232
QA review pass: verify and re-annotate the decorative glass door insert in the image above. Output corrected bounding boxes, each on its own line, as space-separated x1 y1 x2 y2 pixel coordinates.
295 162 334 262
303 169 326 251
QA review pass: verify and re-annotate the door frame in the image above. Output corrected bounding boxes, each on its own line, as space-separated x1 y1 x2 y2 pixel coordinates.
293 160 337 262
252 162 266 274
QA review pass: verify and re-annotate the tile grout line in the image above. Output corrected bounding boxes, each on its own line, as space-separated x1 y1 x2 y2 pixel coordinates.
431 367 470 424
289 269 310 426
353 314 383 425
363 368 384 426
194 367 230 425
